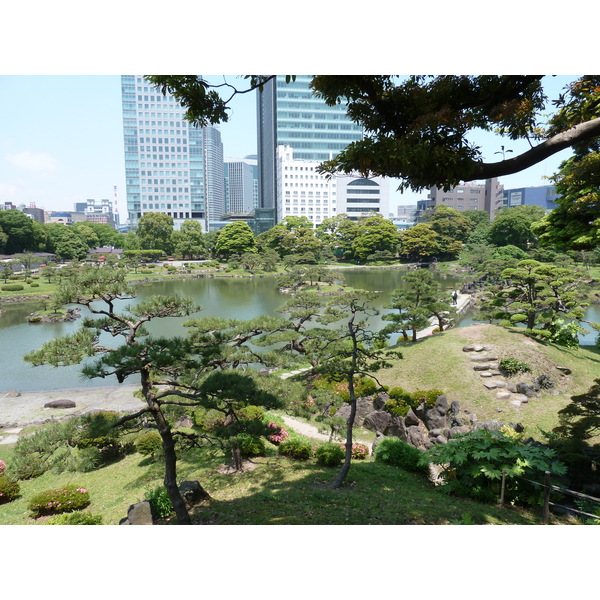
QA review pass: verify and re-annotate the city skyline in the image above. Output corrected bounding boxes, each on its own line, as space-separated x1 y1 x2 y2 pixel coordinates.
0 75 577 217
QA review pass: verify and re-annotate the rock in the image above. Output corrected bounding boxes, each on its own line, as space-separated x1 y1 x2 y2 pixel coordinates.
372 432 386 455
384 415 407 441
448 425 470 438
510 400 522 408
44 399 76 409
373 392 389 410
536 374 554 389
174 415 194 429
473 363 491 371
468 355 491 362
473 345 485 352
479 372 493 378
179 480 210 506
510 422 525 433
450 400 460 417
496 391 511 400
435 435 447 444
406 425 427 449
120 501 153 525
507 384 518 393
363 410 391 434
429 428 443 437
473 419 503 432
486 354 499 361
484 381 499 389
516 382 537 398
556 366 572 375
5 391 21 397
462 345 476 352
404 408 420 427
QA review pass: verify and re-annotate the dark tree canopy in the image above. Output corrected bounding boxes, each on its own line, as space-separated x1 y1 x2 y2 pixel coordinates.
146 75 600 193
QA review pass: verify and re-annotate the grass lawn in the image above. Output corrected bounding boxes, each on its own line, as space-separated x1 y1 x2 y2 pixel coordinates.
0 438 552 526
378 323 600 438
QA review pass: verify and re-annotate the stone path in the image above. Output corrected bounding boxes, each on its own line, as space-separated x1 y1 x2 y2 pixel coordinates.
462 344 531 409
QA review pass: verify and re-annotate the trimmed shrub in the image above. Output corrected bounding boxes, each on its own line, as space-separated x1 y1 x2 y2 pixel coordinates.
28 485 90 518
135 432 163 457
315 442 345 467
374 437 426 473
278 438 313 461
1 284 24 291
0 475 20 504
29 282 40 288
0 459 5 475
237 433 266 458
45 512 103 525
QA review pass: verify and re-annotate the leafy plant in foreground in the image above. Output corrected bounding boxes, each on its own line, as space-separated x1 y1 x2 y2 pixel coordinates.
420 429 566 505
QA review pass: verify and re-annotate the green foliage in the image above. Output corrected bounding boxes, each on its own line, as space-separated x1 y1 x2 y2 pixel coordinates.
374 437 426 473
1 283 24 291
278 438 313 461
315 442 345 467
384 387 443 417
44 512 103 525
135 432 163 457
28 485 91 518
0 475 20 504
236 433 266 458
145 485 173 520
420 429 566 504
193 407 226 431
499 357 532 376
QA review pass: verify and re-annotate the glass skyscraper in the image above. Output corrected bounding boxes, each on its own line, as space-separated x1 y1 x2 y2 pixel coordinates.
257 75 364 220
121 75 223 231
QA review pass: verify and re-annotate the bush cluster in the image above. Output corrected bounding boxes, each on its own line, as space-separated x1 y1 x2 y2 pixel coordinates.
145 485 173 520
374 437 426 473
384 387 444 417
499 357 531 376
1 284 24 291
315 443 345 467
266 421 289 445
237 433 266 458
28 485 90 518
135 431 163 457
278 438 313 460
0 475 20 504
45 512 103 525
339 442 369 460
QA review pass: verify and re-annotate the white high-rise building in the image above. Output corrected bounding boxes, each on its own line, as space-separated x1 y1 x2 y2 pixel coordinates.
224 158 256 214
121 75 224 231
336 175 390 220
277 145 338 226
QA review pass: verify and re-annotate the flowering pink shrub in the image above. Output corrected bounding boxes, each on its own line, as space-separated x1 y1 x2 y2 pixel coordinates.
0 475 20 504
266 422 289 445
0 460 6 475
28 485 90 518
338 442 369 460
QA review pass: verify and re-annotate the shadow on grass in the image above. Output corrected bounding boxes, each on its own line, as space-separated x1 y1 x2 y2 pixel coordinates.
183 457 541 526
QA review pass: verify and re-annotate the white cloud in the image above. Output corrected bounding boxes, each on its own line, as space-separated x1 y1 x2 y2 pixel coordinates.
5 151 58 173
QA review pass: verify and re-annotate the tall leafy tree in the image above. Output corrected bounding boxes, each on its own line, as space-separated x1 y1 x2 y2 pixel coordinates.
399 223 445 262
0 209 46 254
136 212 174 254
172 219 206 259
213 221 257 258
351 214 400 261
487 205 546 250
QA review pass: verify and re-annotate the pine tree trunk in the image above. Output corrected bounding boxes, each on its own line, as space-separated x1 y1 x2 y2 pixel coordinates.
141 370 192 525
331 376 357 489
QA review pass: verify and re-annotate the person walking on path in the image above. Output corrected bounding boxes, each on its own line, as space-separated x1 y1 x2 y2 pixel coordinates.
452 290 458 305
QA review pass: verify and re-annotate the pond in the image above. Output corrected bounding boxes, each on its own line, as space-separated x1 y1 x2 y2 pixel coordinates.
0 268 596 391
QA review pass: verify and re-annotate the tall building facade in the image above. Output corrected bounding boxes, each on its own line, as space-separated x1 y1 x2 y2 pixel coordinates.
224 158 256 214
121 76 223 231
257 75 364 221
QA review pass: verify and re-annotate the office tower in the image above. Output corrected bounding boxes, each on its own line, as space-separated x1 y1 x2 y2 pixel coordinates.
336 175 390 220
121 75 223 231
224 158 256 214
203 126 225 221
257 75 364 222
277 145 338 225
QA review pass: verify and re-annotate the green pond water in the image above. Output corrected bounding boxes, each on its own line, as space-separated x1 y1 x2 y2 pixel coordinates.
1 268 597 392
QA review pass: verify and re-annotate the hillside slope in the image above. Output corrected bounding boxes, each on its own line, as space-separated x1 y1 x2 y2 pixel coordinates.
378 323 600 437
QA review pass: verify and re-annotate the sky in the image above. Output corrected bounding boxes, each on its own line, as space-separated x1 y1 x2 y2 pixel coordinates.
0 74 580 216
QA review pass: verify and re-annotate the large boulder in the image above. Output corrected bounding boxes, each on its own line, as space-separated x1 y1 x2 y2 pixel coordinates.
406 425 427 450
44 399 76 409
363 410 391 434
120 501 153 525
384 415 407 441
179 480 210 506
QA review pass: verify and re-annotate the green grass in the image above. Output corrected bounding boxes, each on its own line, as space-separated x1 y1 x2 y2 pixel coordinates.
379 323 600 438
0 436 552 525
